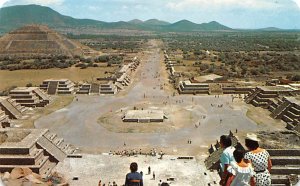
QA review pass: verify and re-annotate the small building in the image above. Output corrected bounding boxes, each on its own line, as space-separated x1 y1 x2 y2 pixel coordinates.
40 79 75 95
123 110 166 123
9 87 50 107
178 80 209 94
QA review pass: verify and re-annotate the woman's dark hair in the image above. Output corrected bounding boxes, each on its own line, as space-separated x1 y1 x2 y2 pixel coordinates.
233 149 245 163
220 135 232 148
130 162 138 172
245 139 259 150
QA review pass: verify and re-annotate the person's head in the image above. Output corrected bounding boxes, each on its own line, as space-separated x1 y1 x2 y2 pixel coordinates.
233 149 245 163
220 135 232 148
245 133 260 151
130 162 138 172
245 139 259 150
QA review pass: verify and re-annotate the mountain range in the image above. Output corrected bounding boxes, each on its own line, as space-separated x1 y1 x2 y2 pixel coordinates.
0 4 231 33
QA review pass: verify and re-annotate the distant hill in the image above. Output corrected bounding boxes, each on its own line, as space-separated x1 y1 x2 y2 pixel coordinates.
143 19 170 26
0 4 232 33
128 19 144 24
165 20 231 31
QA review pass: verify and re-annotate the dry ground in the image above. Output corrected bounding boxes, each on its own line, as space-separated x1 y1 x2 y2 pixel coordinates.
0 66 118 90
13 95 74 128
230 97 286 131
98 103 198 133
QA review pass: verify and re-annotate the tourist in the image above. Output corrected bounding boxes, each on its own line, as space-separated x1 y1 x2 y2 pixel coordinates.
219 135 235 186
125 162 143 186
99 180 102 186
158 180 162 186
244 133 272 186
148 166 151 174
140 171 143 177
153 172 156 180
227 149 255 186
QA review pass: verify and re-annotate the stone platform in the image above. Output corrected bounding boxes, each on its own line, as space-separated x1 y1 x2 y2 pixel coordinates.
123 110 166 123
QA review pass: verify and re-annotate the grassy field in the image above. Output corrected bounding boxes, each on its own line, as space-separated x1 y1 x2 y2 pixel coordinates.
0 66 118 90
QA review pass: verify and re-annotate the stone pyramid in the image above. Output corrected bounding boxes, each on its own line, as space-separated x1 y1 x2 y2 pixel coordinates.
0 25 94 57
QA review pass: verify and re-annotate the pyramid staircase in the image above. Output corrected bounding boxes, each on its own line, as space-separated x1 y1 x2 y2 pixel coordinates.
0 97 26 119
47 82 58 95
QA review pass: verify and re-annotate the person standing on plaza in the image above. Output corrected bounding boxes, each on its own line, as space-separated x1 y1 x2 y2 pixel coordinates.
125 162 143 186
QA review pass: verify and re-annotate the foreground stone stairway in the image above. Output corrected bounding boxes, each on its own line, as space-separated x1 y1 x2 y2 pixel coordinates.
269 149 300 185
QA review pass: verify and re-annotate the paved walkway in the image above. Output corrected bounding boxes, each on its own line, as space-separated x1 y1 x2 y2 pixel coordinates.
35 40 258 155
54 154 219 186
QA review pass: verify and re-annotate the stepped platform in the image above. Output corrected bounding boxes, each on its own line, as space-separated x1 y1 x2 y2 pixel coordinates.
0 97 26 119
9 87 50 107
123 110 166 123
100 82 117 95
40 79 75 95
77 84 91 95
0 128 77 178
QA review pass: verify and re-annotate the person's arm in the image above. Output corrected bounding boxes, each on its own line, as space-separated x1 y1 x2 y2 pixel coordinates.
125 174 129 186
140 177 143 186
268 158 272 172
250 176 255 186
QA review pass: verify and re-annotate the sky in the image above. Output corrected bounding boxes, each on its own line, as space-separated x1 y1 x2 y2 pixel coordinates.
0 0 300 29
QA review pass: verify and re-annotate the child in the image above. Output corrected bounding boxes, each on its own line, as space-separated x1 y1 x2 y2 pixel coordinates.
227 149 255 186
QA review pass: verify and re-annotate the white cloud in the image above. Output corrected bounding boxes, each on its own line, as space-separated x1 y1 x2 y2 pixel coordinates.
292 0 300 8
166 0 282 11
0 0 10 7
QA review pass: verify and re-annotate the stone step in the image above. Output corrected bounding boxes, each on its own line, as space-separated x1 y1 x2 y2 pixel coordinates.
271 175 289 185
37 136 66 162
271 156 300 165
0 155 49 174
271 166 300 175
40 161 56 179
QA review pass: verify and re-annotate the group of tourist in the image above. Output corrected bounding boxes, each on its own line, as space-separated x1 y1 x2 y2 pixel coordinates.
98 180 118 186
219 133 272 186
109 148 164 157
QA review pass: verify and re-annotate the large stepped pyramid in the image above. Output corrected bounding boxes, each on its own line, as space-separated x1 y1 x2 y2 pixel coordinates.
0 24 95 57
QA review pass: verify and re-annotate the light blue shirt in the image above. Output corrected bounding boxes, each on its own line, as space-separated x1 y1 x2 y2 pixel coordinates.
220 146 236 172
